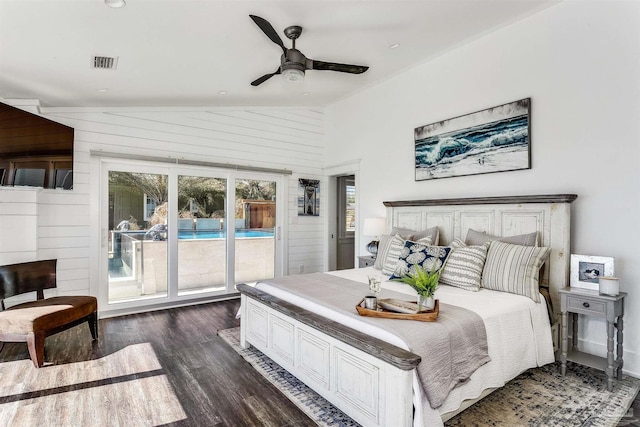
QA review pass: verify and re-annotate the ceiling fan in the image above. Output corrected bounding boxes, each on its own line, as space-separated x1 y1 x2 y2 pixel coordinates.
249 15 369 86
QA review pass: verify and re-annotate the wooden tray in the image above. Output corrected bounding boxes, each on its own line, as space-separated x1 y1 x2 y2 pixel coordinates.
355 299 439 322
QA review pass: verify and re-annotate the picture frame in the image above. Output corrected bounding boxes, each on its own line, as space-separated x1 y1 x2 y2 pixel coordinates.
414 98 531 180
298 178 320 216
570 254 615 291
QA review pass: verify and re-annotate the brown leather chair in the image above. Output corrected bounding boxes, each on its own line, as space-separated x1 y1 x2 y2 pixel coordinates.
0 259 97 367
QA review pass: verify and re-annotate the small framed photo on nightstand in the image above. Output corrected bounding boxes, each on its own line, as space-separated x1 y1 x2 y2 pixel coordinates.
570 254 614 291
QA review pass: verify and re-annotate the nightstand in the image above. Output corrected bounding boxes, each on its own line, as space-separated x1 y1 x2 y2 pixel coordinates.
358 255 376 268
559 287 626 391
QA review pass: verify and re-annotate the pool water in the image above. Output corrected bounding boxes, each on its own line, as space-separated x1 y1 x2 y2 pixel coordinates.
178 230 274 239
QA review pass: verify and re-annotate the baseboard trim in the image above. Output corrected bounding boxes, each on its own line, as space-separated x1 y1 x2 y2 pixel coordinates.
98 294 240 319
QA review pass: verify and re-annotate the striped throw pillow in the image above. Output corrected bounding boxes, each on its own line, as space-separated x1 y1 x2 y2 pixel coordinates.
374 234 394 270
381 235 409 275
439 239 490 291
482 241 550 302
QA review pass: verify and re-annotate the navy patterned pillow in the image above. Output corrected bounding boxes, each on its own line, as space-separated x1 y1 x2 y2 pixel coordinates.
388 240 451 281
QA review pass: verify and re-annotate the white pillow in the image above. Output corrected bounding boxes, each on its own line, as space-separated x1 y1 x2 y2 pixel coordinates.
380 235 407 275
482 241 550 302
439 239 490 292
374 234 392 270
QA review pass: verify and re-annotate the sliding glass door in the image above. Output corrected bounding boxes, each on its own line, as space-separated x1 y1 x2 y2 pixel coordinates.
107 168 169 303
102 161 283 311
234 177 277 284
177 175 228 295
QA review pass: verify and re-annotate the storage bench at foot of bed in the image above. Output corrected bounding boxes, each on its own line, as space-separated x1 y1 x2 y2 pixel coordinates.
238 284 420 427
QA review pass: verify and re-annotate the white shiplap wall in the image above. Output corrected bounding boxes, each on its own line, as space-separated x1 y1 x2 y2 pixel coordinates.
0 104 325 301
0 188 38 264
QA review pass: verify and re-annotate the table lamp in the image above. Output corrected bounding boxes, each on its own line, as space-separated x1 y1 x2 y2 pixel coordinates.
363 217 386 257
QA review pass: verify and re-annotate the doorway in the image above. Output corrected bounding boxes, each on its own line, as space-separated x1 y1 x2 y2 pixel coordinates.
336 175 355 270
100 160 283 313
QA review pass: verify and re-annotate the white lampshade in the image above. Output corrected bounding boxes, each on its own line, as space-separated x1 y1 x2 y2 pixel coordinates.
363 217 386 237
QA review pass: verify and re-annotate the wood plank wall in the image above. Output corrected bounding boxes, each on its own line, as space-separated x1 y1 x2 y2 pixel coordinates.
0 105 325 300
0 102 73 157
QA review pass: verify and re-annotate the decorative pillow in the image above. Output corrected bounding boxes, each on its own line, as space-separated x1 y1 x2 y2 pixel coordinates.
412 226 439 245
376 229 422 270
481 241 550 302
390 227 414 239
378 234 436 274
391 226 439 245
380 235 407 275
465 228 538 247
374 234 394 270
389 241 451 281
439 239 490 291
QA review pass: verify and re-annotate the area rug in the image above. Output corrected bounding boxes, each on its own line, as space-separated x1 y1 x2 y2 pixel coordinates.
218 327 639 427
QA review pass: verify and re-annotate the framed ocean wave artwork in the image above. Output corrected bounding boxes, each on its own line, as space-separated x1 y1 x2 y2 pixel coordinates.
414 98 531 181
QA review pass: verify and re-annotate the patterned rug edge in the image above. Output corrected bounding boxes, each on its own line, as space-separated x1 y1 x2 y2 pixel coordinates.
218 327 640 427
218 327 359 427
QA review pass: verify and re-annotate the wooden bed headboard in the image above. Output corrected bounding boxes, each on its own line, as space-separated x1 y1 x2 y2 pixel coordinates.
383 194 577 320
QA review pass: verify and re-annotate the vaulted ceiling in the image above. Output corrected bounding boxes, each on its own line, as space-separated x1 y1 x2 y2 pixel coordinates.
0 0 559 108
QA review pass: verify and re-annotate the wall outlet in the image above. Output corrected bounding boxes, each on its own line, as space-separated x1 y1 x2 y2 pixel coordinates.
298 264 304 273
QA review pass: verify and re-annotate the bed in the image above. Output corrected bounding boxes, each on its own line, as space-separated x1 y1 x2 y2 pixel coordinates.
238 194 577 427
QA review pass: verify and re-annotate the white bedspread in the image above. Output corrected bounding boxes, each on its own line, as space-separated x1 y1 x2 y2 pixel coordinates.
255 267 555 427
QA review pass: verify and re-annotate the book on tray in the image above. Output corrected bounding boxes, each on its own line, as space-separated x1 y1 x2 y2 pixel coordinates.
377 298 422 314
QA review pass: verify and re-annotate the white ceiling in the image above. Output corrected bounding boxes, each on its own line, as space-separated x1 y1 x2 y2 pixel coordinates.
0 0 559 108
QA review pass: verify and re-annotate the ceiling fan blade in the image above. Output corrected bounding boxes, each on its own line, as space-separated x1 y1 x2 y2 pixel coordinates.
250 15 286 54
310 60 369 74
251 68 281 86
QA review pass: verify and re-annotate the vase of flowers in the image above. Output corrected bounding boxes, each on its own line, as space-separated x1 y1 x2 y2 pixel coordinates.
392 264 440 312
368 275 382 297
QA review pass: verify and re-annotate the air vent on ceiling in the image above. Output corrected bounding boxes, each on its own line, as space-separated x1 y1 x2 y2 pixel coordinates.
92 56 118 70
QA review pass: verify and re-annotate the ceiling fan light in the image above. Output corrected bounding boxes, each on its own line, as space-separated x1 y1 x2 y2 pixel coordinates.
105 0 126 8
281 68 305 83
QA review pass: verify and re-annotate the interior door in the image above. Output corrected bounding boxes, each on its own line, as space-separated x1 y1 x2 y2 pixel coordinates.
336 175 355 270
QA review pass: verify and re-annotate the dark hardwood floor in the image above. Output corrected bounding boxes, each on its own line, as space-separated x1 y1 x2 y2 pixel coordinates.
0 299 315 426
1 298 638 426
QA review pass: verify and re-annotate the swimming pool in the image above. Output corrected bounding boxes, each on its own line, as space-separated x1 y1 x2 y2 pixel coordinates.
177 229 274 239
